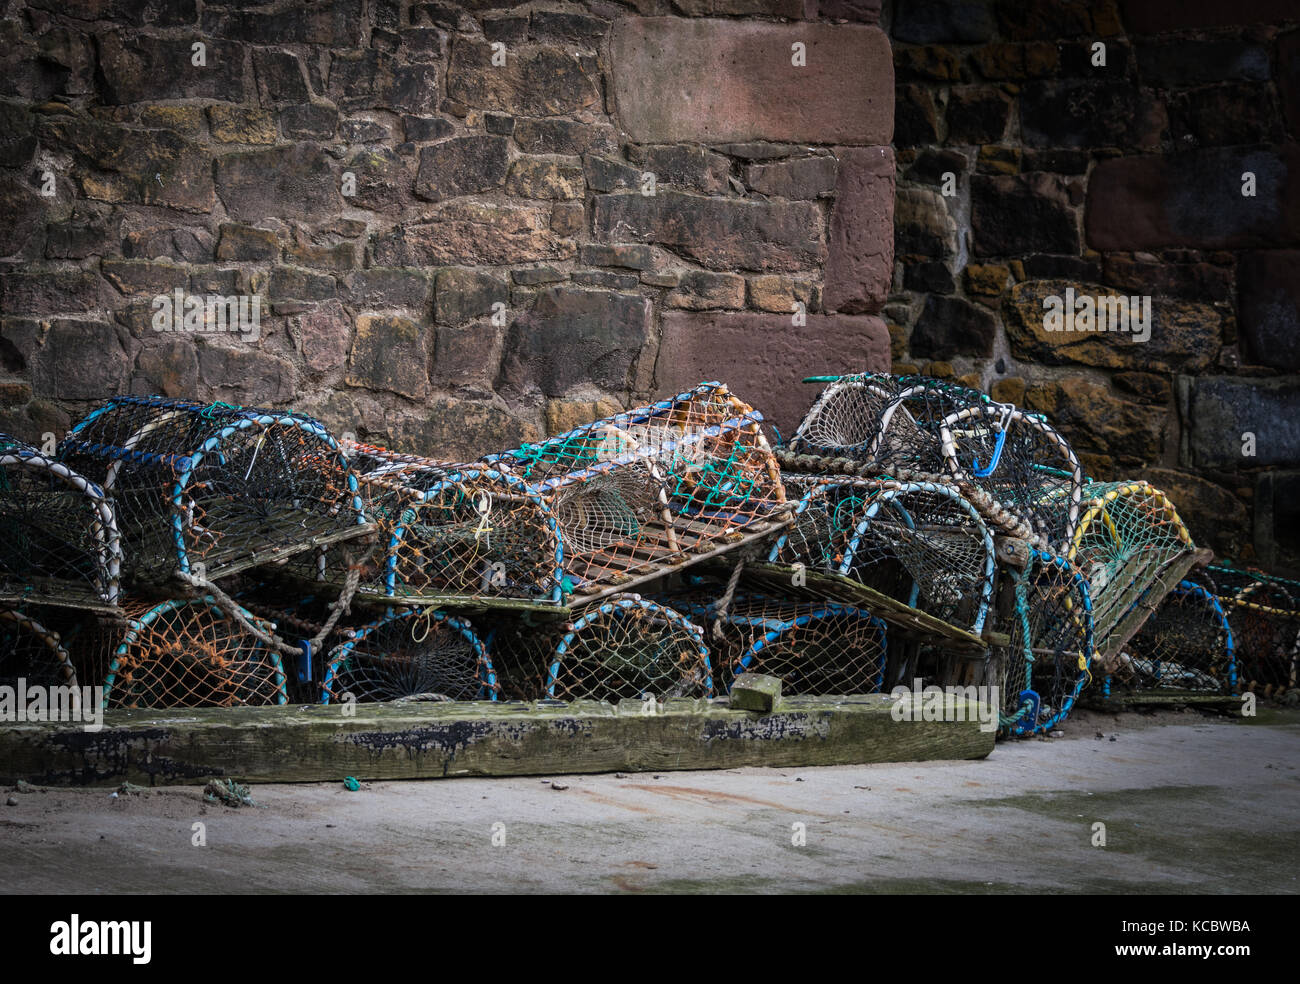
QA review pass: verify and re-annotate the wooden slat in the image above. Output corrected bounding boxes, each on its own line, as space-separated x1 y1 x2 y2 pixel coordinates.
1083 690 1240 712
730 562 990 655
567 520 793 607
0 584 121 615
0 693 995 787
349 589 572 619
1094 548 1213 662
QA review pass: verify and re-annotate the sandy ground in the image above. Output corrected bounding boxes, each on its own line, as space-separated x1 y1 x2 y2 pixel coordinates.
2 706 1297 894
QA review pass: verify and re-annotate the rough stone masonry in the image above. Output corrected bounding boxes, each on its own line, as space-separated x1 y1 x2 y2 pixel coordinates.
0 0 894 468
884 0 1300 571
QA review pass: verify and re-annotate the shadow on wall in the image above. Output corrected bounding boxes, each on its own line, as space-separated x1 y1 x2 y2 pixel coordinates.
883 0 1300 572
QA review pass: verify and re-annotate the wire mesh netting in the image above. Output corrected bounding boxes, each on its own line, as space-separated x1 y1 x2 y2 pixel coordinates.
230 581 357 703
317 446 565 604
0 606 78 690
668 589 887 697
1207 564 1299 696
1109 575 1235 697
482 383 789 596
781 374 1084 549
1057 481 1197 659
320 608 497 705
999 548 1094 735
489 594 713 703
938 403 1085 548
870 378 993 476
58 597 291 710
787 373 913 457
0 435 122 609
57 397 367 585
787 373 988 471
771 475 996 636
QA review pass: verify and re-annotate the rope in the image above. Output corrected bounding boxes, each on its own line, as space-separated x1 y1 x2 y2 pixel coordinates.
713 559 746 641
175 542 370 660
775 450 1045 547
1001 563 1036 729
200 400 241 419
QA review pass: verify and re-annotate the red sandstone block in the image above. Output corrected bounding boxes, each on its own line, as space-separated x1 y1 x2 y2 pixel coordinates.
609 18 893 145
656 311 891 437
824 145 895 314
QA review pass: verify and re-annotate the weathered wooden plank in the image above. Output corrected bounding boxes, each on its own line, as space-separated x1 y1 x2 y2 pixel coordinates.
734 562 990 655
1094 548 1214 662
1083 691 1241 713
0 693 994 787
730 673 782 712
566 522 794 606
349 590 573 619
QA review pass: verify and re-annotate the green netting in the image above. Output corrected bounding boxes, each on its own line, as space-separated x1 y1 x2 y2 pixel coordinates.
770 475 996 637
1208 563 1299 696
999 548 1094 736
1109 574 1234 696
1052 480 1198 660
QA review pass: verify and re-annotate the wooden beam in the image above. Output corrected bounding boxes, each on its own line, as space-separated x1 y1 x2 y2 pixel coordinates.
0 693 994 787
730 673 782 712
733 562 990 655
1083 690 1241 712
1094 547 1215 663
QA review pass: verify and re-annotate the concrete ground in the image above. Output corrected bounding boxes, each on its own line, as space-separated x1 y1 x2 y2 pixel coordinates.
2 707 1297 894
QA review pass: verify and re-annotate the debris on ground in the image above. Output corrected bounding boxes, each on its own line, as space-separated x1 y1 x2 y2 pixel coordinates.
203 779 257 808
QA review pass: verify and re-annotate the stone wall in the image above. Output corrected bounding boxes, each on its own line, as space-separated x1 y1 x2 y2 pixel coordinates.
885 0 1300 571
0 0 894 467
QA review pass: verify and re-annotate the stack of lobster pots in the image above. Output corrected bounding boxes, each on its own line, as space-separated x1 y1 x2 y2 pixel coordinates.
0 374 1293 736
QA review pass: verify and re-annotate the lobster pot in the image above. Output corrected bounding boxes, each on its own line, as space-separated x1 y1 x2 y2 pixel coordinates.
483 383 788 597
1208 565 1297 694
297 445 565 604
999 549 1095 736
1059 481 1197 660
0 436 122 609
771 478 996 637
0 607 78 689
787 373 916 458
54 598 289 710
320 608 497 705
490 595 713 703
781 374 1084 548
58 397 367 585
678 593 887 697
1109 578 1234 697
937 402 1084 548
786 373 987 471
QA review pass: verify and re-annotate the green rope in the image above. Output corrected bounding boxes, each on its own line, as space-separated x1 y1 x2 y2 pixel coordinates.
1000 564 1036 729
200 400 242 419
